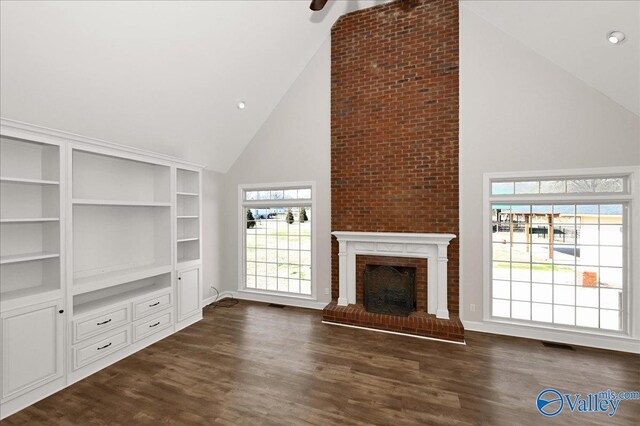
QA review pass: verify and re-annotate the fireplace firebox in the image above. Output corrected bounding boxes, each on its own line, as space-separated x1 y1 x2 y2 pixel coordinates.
364 264 416 317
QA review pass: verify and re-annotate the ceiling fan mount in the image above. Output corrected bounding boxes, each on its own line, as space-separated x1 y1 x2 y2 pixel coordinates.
310 0 329 11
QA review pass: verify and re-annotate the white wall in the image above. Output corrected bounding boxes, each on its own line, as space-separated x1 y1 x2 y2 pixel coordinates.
202 168 225 302
216 37 332 308
459 7 640 324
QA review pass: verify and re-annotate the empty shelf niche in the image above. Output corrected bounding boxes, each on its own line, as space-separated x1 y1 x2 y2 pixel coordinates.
177 217 199 241
1 181 59 221
177 169 199 194
177 240 200 264
1 257 60 298
0 221 60 264
73 205 171 292
177 194 198 217
73 149 170 204
73 273 171 316
1 136 59 182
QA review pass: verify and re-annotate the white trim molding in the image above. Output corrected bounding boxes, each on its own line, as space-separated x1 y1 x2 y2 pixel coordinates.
0 118 205 169
238 181 318 303
232 290 327 310
481 166 640 353
332 231 456 319
464 320 640 354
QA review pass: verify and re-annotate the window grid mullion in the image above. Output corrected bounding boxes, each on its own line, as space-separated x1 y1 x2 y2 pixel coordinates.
490 195 625 331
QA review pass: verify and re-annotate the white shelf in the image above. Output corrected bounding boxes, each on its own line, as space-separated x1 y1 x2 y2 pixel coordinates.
73 264 172 295
177 192 198 197
0 176 59 185
73 199 171 207
0 286 61 310
177 237 199 243
74 284 170 316
0 252 60 265
0 217 59 223
177 215 198 219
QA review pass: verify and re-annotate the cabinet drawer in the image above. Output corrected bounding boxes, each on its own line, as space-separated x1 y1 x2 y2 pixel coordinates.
73 328 130 370
73 305 129 343
133 310 173 342
133 292 171 320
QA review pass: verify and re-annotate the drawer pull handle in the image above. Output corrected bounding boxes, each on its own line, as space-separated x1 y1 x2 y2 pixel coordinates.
97 342 112 350
97 319 112 326
149 302 160 307
149 322 161 328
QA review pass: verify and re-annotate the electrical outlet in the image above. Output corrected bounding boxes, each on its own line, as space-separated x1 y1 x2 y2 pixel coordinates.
324 287 330 295
469 304 476 312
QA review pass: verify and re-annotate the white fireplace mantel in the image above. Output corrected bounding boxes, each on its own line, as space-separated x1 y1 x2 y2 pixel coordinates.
332 231 456 319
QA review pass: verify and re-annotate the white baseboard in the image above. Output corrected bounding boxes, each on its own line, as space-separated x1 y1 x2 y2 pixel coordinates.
463 320 640 354
231 290 328 310
202 291 236 307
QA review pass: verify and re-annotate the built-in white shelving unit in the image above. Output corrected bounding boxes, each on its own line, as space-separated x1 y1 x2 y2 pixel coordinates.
0 136 62 303
71 149 172 300
176 169 201 265
0 119 204 420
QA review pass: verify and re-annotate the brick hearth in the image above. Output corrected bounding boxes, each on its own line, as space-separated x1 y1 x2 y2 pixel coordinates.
322 303 464 342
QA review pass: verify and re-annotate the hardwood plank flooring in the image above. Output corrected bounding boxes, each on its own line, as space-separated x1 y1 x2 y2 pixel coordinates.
4 300 639 425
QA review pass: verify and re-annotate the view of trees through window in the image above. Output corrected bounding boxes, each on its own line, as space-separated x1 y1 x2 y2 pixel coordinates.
245 206 312 296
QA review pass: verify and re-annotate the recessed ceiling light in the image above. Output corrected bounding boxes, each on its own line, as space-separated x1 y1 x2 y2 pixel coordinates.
607 31 625 44
237 101 246 110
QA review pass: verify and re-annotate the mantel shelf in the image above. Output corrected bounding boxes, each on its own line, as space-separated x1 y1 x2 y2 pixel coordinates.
0 217 60 223
0 252 60 265
73 199 171 207
73 264 172 295
0 176 59 185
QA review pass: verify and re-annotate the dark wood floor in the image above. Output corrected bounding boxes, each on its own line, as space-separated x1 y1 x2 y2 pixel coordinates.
5 300 640 425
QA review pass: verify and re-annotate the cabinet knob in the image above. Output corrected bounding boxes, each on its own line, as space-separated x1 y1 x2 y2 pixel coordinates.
178 277 181 280
59 309 64 314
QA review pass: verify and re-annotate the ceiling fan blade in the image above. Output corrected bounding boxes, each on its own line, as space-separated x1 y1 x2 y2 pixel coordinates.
310 0 329 11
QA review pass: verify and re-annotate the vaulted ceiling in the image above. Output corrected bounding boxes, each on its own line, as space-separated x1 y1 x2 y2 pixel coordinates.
2 1 637 171
0 0 388 171
462 0 639 116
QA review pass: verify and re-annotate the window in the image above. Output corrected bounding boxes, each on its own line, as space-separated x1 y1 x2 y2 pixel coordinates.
241 184 313 297
486 172 634 334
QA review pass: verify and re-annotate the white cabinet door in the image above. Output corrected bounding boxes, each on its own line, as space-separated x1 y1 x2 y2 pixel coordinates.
177 268 200 321
1 299 64 401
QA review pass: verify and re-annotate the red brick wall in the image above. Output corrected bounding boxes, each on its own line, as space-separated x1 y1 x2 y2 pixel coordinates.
356 255 427 311
331 0 459 314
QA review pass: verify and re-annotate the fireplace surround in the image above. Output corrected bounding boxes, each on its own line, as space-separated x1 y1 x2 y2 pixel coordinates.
323 232 464 342
332 231 455 319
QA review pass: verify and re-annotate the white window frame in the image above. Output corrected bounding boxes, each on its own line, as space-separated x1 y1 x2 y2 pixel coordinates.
482 166 640 347
238 181 317 301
